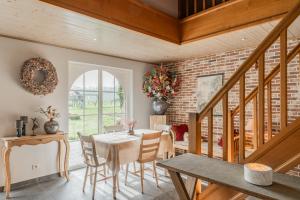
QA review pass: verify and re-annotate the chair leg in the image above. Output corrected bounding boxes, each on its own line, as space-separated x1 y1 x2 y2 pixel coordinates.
153 161 159 187
92 167 98 200
117 174 120 192
103 165 107 184
140 163 144 194
83 166 89 192
125 164 129 186
90 167 93 185
133 162 136 172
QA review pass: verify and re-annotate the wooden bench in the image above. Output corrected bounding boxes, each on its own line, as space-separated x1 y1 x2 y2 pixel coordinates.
157 153 300 200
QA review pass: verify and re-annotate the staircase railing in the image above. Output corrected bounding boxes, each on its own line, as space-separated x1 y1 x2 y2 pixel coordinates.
189 1 300 164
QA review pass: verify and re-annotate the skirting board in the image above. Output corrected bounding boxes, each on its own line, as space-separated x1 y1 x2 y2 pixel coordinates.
0 172 62 192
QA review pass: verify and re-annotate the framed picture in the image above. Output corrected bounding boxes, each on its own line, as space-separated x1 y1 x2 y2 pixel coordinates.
196 73 224 115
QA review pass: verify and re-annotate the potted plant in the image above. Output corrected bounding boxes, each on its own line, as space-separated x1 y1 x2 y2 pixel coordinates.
40 106 60 134
143 65 180 115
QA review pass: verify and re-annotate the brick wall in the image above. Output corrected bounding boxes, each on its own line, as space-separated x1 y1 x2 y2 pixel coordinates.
164 38 300 174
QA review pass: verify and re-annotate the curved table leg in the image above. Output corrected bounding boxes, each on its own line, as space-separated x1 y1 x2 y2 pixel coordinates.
57 141 63 177
62 137 70 181
3 147 11 199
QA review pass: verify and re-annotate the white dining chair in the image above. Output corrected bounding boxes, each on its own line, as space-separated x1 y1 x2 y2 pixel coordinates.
77 132 107 200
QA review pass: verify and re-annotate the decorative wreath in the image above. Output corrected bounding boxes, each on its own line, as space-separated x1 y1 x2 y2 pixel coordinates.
20 57 58 95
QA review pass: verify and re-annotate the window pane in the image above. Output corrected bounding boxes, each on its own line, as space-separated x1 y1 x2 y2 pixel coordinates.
115 78 120 92
103 107 114 114
103 114 115 127
102 71 114 92
85 91 98 115
68 115 83 140
84 115 99 135
71 74 83 90
103 92 115 107
69 90 84 115
85 70 98 91
115 92 126 113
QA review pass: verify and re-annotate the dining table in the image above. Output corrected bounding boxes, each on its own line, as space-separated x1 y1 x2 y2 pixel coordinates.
93 129 173 199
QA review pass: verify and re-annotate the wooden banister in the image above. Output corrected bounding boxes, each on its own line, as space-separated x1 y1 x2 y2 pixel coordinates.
239 75 245 162
197 2 300 122
258 54 265 146
267 82 273 141
232 42 300 116
280 29 288 129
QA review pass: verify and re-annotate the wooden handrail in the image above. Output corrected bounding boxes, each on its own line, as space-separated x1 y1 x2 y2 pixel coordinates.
232 42 300 115
197 2 300 122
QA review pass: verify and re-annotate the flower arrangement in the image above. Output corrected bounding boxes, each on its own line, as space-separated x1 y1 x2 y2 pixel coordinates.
143 65 180 102
127 120 136 135
39 106 60 121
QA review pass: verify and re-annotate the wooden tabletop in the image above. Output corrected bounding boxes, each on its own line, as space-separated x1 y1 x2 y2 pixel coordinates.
157 153 300 200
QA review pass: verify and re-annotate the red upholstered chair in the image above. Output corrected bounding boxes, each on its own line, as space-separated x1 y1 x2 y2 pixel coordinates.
171 124 189 154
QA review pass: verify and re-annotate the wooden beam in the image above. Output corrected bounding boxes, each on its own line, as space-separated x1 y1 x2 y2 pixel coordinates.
208 109 213 157
228 110 234 162
39 0 180 44
223 94 228 161
188 113 201 154
280 29 288 129
267 82 273 141
239 75 245 162
253 95 258 150
180 0 299 43
258 54 265 146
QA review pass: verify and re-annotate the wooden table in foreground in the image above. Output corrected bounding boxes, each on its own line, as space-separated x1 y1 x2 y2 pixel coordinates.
0 133 70 199
157 153 300 200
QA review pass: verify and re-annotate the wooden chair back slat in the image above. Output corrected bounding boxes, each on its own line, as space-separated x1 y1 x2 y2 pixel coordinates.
77 132 99 166
138 132 162 163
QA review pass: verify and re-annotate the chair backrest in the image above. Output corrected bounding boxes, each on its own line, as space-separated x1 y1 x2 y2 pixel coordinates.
77 132 99 166
138 131 162 163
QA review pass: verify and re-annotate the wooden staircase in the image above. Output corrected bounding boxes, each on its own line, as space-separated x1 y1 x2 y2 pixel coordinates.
188 1 300 199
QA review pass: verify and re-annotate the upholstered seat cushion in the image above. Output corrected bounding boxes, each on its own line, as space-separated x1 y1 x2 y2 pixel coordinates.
171 124 188 141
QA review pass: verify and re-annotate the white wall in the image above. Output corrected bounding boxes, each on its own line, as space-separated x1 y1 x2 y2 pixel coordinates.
0 36 151 186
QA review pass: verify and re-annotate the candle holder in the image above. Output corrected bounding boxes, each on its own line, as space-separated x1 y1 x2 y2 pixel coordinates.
20 116 28 136
16 120 23 137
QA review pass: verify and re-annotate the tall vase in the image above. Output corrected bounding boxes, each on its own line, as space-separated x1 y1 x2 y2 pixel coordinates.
152 100 169 115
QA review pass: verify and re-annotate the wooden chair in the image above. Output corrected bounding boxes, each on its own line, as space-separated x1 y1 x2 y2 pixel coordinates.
77 132 107 200
125 131 162 193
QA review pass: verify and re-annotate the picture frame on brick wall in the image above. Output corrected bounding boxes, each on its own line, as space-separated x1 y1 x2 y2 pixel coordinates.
196 73 224 116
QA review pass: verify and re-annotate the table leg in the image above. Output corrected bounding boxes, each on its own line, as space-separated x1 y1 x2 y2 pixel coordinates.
113 174 117 199
168 170 190 200
57 141 62 177
62 137 70 181
3 147 11 199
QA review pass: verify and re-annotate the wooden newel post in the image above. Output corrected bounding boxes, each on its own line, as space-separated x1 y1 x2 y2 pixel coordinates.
187 113 201 199
188 113 201 155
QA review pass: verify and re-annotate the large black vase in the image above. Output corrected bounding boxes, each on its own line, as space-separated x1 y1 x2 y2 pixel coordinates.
152 100 169 115
44 119 59 134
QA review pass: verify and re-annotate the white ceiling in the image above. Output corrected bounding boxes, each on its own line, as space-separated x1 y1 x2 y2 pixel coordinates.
0 0 299 63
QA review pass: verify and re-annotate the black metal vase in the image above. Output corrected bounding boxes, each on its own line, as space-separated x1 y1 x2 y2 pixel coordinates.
152 100 169 115
44 119 59 134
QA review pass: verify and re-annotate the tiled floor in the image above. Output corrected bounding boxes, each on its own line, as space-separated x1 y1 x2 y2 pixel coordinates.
0 164 178 200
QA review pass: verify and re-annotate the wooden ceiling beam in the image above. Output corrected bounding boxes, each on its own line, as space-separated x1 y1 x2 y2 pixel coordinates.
40 0 299 45
180 0 299 44
39 0 180 44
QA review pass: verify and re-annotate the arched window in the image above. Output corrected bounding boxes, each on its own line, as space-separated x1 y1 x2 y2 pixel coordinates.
68 70 127 140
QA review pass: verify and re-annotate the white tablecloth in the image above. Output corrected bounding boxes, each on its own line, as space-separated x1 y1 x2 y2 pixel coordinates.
93 129 172 175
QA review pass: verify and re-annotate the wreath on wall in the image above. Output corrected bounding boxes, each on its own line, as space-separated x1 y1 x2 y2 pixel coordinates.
20 57 58 95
